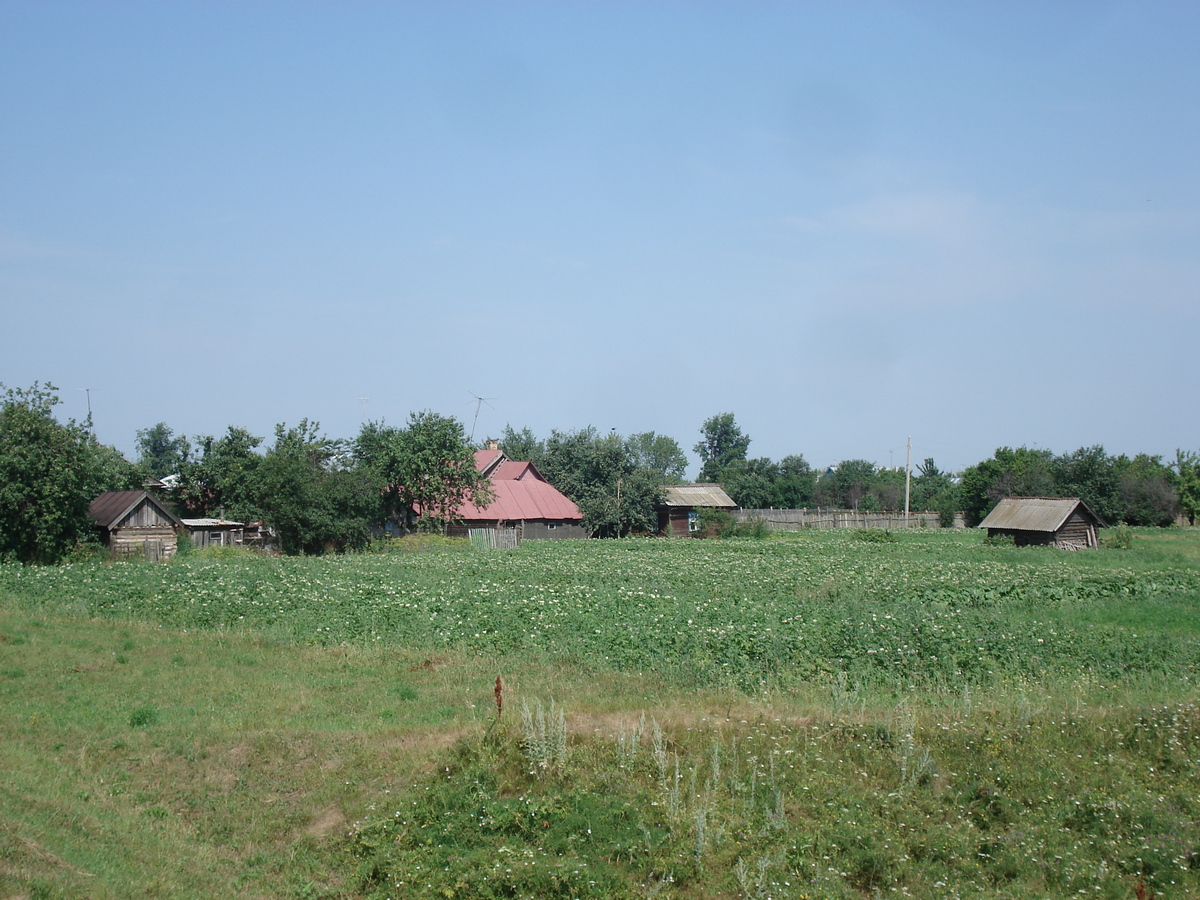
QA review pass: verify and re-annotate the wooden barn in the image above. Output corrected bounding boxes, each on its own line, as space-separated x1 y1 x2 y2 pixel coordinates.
657 483 737 536
977 497 1105 549
89 490 184 559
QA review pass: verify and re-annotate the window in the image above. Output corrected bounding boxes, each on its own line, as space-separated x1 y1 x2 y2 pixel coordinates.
687 510 699 533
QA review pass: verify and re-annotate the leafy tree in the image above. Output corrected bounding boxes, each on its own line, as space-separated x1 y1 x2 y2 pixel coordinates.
497 425 545 467
257 420 380 555
721 457 779 509
625 431 688 484
0 383 117 563
1175 450 1200 526
909 458 953 511
694 413 750 483
135 422 191 480
773 454 815 508
958 447 1054 527
1051 446 1122 526
355 411 492 532
170 426 263 521
815 459 878 510
539 427 662 537
89 440 143 493
1114 453 1177 527
869 467 906 511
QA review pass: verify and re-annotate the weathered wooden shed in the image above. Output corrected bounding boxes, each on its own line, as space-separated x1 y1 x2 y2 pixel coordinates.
657 484 737 536
89 490 184 559
180 518 245 549
977 497 1105 549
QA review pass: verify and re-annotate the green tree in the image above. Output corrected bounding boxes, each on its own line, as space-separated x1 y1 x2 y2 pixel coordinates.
773 454 815 508
135 422 191 480
958 446 1054 527
694 412 750 483
171 426 263 521
1175 450 1200 526
539 427 662 537
1114 453 1177 527
0 383 113 563
1051 446 1122 525
720 457 779 509
257 420 380 555
625 431 688 484
814 459 878 510
497 425 545 467
355 411 492 533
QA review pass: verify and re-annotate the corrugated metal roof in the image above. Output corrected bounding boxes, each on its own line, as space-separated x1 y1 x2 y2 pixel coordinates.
977 497 1103 532
660 484 736 509
89 490 183 529
474 448 505 476
180 518 244 528
454 479 582 522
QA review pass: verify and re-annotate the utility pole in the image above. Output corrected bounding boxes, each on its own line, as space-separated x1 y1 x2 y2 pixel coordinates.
904 436 912 528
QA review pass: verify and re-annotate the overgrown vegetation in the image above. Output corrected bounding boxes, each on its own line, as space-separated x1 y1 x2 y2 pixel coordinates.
1 530 1198 897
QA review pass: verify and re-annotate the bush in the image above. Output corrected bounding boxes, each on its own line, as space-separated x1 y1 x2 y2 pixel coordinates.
1102 524 1134 550
697 507 736 538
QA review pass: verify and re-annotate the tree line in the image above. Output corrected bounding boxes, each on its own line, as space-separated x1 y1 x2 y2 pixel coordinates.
2 384 1197 564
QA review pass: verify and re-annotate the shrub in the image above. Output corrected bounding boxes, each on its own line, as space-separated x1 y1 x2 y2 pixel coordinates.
1102 523 1134 550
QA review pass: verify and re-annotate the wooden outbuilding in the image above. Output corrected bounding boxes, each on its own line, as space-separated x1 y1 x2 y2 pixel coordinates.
89 490 184 559
657 483 737 536
180 518 245 549
977 497 1105 549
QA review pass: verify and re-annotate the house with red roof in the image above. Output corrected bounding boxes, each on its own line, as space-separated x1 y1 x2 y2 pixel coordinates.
446 442 587 540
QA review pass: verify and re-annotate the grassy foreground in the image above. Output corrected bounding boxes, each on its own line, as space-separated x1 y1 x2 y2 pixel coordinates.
1 530 1198 899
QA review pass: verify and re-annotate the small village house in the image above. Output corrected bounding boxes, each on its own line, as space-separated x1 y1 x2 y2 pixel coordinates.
445 442 586 540
89 490 184 559
977 496 1105 549
657 483 737 536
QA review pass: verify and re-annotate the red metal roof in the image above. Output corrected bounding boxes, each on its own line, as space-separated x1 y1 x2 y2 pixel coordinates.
474 448 504 475
453 458 581 522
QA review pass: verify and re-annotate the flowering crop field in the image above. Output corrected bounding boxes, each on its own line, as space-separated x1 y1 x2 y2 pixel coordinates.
3 530 1198 691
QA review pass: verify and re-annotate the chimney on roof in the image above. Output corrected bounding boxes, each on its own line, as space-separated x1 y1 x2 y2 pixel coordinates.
485 439 500 450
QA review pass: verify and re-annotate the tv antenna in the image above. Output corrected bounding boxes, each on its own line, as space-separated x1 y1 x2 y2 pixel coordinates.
466 392 496 440
73 387 93 425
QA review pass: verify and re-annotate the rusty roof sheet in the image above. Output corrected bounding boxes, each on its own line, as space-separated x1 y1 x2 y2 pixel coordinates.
660 483 736 509
977 497 1104 532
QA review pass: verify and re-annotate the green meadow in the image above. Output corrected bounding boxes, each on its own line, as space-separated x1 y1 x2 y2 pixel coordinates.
1 529 1198 899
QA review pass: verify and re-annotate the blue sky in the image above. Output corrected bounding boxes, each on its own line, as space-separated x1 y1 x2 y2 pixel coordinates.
2 1 1197 476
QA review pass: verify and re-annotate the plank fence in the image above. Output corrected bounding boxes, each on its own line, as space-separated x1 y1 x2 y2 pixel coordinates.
468 527 520 550
734 509 965 531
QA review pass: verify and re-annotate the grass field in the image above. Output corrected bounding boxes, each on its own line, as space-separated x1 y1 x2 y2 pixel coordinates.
1 529 1198 898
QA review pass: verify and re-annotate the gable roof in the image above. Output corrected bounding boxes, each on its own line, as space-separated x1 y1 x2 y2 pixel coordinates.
977 497 1105 532
459 478 582 522
89 490 184 529
659 483 736 509
473 448 506 477
452 454 581 522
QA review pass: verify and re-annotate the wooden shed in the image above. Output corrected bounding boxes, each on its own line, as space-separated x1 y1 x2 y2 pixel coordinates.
180 518 245 549
89 490 184 559
977 497 1105 549
657 484 737 536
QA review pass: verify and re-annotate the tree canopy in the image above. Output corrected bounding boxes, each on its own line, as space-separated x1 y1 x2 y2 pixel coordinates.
0 383 137 563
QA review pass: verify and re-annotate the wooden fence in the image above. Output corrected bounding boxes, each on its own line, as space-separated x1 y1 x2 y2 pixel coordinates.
734 509 965 531
468 527 520 550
